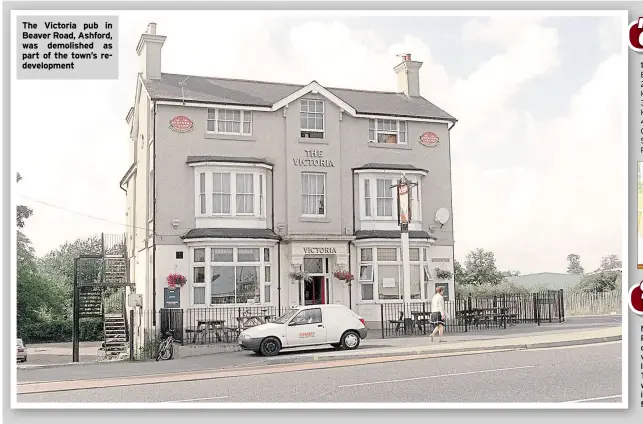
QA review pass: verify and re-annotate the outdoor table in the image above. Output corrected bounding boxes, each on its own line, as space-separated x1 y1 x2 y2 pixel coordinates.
236 314 272 329
192 319 225 343
410 311 432 331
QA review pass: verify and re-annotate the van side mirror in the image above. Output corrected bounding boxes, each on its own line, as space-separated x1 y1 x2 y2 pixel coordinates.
288 321 296 326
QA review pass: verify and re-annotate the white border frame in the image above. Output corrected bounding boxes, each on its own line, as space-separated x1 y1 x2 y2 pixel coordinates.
9 8 628 411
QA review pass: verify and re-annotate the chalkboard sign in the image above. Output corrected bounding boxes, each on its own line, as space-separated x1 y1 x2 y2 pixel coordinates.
164 287 181 308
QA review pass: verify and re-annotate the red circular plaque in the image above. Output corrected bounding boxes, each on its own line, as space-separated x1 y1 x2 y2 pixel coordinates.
419 132 439 147
169 116 194 132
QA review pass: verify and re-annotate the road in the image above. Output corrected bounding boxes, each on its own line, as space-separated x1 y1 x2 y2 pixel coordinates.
16 341 622 404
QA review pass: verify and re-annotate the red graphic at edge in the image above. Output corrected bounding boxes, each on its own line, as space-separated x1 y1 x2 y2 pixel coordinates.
629 282 643 314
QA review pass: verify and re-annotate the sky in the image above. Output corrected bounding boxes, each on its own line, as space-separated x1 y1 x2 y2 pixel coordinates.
12 11 625 274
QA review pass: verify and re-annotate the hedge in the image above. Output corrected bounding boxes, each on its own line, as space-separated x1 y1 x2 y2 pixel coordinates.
18 318 104 344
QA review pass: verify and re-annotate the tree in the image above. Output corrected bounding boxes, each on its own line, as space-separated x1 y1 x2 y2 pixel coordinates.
576 270 621 293
599 255 621 271
461 248 506 286
453 260 465 284
566 254 584 275
16 174 66 332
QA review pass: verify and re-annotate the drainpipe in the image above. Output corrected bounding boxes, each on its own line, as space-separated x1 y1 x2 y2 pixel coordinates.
272 169 281 311
351 169 356 235
152 100 157 326
347 241 352 310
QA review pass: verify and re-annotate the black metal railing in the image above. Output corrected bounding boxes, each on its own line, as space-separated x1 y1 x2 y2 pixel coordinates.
380 290 565 338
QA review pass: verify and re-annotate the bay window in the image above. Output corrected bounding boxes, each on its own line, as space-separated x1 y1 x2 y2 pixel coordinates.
368 119 407 145
357 246 428 302
360 173 421 223
191 246 274 306
194 168 267 218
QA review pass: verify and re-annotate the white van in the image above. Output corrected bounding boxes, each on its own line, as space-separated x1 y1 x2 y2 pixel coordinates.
238 304 368 356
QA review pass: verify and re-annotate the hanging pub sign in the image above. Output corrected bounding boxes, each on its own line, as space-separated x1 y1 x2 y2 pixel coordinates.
397 178 411 225
419 131 439 147
169 116 194 133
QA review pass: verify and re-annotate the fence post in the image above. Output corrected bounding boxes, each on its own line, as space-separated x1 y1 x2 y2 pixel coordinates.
502 294 507 330
559 289 565 323
129 308 134 361
422 302 427 335
380 304 385 339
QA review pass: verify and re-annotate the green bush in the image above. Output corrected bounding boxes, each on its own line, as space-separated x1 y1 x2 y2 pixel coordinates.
455 281 530 298
18 318 104 344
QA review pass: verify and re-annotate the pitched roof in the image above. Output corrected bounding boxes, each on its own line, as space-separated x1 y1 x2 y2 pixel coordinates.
142 73 456 121
186 155 273 167
354 230 436 240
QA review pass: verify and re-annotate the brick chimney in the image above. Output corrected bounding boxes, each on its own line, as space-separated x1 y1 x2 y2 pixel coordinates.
394 53 423 97
136 23 166 80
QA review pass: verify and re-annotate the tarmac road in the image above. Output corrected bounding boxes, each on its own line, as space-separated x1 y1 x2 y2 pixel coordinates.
16 341 622 404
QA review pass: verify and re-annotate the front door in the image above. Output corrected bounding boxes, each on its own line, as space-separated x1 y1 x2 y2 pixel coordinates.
304 276 325 305
302 257 329 306
285 307 327 346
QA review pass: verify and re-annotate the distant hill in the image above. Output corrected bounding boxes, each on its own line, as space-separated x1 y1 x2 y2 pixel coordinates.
507 273 583 290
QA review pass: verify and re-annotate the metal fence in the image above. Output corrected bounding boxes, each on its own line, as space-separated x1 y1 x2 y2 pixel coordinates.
129 305 295 360
127 290 566 360
380 290 565 338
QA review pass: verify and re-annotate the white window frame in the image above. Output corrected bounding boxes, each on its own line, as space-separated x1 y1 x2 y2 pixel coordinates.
357 245 430 303
301 172 326 218
206 108 253 136
300 99 325 138
235 173 255 216
368 119 407 145
193 167 267 219
189 245 274 307
375 178 395 218
359 173 422 223
191 248 207 305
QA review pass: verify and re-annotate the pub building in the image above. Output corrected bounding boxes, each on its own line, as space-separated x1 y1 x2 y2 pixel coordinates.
121 23 458 327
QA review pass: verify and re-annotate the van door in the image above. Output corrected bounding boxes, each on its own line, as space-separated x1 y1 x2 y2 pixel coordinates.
285 308 328 346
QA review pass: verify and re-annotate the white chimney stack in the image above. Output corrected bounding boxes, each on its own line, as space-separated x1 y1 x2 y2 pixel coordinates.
136 22 166 80
394 53 423 97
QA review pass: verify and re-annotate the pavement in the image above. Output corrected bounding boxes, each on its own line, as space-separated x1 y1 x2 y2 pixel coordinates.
15 340 623 403
16 315 622 370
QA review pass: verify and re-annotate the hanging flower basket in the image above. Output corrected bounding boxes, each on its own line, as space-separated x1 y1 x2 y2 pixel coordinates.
167 273 187 289
288 271 311 283
435 268 453 280
333 270 355 283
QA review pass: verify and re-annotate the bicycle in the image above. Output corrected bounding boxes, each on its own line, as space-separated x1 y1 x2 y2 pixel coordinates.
156 330 175 361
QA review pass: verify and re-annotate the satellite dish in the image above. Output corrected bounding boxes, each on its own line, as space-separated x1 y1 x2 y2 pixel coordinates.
435 208 450 227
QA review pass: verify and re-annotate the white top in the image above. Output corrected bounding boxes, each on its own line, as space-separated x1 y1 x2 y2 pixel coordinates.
431 293 445 315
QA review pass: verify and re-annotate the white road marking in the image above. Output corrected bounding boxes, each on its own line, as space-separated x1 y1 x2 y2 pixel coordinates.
337 365 536 388
167 396 229 403
562 394 622 403
520 341 621 352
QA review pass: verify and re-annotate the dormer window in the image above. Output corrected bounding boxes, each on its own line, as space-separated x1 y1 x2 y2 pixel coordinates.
369 119 407 144
207 108 253 136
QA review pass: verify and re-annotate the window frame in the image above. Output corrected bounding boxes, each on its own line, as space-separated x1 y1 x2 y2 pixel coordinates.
359 173 422 223
300 99 325 138
206 108 253 136
301 172 327 218
190 246 274 307
368 119 408 145
193 167 267 219
357 244 431 303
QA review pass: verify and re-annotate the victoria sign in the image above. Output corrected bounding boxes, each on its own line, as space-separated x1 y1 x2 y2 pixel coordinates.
419 132 439 147
169 116 194 133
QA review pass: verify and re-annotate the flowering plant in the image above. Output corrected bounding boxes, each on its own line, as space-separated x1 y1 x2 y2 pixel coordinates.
435 268 453 280
167 273 187 289
288 271 312 283
333 270 355 282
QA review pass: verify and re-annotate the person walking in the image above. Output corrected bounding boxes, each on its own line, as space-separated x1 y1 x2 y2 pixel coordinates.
430 286 446 342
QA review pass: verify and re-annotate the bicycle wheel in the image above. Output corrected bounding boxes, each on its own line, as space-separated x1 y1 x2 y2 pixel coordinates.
159 341 173 361
156 340 169 361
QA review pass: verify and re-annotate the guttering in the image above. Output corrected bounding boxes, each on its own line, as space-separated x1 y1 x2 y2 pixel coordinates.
119 163 137 191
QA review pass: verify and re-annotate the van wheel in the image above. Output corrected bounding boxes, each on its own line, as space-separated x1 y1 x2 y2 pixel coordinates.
341 331 360 350
260 337 281 356
330 343 341 349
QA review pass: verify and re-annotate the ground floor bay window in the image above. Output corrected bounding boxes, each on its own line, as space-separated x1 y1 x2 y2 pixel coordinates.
357 245 434 302
189 245 274 306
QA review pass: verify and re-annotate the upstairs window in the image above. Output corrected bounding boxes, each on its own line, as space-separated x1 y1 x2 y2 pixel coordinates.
207 109 253 135
369 119 407 145
300 99 324 139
